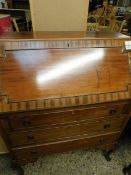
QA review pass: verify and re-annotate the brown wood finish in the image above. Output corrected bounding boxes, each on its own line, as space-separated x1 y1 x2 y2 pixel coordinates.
0 31 129 40
0 31 131 168
0 47 131 113
8 115 126 147
13 132 120 164
8 101 128 130
1 48 131 102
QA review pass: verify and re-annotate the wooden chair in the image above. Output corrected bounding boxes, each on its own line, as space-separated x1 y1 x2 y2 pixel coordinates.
87 5 118 32
110 19 127 33
98 6 127 34
87 15 99 31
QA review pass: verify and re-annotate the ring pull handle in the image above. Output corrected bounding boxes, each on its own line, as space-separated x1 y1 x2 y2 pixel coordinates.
27 134 34 140
104 123 111 129
22 119 31 127
109 109 117 115
99 139 106 144
30 150 38 155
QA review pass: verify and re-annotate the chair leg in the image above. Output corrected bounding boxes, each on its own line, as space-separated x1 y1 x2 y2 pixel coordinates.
11 158 24 175
12 18 19 32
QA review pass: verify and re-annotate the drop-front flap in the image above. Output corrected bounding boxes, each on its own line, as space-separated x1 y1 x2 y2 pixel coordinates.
1 47 131 100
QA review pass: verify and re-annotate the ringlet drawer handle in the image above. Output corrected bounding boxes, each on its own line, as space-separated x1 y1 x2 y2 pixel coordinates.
99 139 106 144
104 123 111 129
27 134 34 140
30 150 38 155
22 119 31 127
109 109 117 115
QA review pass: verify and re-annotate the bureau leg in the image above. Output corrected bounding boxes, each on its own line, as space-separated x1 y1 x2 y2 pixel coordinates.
123 164 131 175
16 166 24 175
11 159 24 175
103 149 113 161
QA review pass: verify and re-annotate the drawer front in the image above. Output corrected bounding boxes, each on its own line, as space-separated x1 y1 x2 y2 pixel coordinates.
9 116 125 147
13 132 119 164
9 102 129 130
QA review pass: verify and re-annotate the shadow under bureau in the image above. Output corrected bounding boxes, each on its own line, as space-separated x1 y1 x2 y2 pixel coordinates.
0 31 131 174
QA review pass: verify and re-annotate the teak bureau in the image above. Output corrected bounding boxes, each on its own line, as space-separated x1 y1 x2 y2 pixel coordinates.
0 31 131 174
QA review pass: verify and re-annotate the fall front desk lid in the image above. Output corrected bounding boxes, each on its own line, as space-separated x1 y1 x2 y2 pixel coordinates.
0 47 131 102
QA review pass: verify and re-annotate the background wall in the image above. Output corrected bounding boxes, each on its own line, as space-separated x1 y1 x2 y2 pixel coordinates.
29 0 89 31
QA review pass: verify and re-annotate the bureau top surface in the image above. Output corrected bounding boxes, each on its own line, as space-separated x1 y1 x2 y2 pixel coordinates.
0 32 131 113
0 31 129 40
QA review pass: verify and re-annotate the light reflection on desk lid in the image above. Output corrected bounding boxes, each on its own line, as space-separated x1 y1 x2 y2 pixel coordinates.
36 49 104 86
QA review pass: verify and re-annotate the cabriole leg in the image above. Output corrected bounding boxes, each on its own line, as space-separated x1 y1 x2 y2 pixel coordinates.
11 158 24 175
103 149 113 161
123 164 131 175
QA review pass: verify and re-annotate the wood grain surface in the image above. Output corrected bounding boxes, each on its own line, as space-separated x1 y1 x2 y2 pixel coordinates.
0 32 131 165
0 32 131 113
1 48 131 100
0 31 129 40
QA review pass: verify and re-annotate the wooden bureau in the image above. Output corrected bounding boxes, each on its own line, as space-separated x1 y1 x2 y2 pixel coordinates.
0 31 131 174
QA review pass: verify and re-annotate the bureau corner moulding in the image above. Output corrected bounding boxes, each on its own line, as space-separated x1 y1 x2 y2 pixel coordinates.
0 31 131 172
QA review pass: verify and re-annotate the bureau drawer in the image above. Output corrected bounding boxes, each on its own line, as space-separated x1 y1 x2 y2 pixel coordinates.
13 132 119 164
9 116 125 147
8 102 129 130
